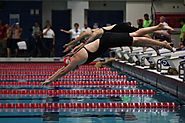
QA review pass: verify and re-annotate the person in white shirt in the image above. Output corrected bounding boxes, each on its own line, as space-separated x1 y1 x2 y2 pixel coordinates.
154 16 172 42
81 24 92 33
42 21 55 57
60 23 81 40
159 16 168 26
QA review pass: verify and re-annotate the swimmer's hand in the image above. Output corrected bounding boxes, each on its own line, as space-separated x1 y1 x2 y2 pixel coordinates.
66 51 75 57
41 79 52 85
63 40 76 48
63 46 73 53
65 43 84 56
63 44 69 48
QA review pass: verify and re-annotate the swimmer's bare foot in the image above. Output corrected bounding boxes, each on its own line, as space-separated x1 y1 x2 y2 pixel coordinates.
106 58 116 62
162 41 174 52
158 23 174 31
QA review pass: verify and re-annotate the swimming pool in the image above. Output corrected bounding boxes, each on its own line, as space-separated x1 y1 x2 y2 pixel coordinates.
0 63 184 123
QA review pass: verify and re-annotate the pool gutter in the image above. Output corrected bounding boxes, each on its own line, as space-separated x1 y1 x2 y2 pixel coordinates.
112 61 185 101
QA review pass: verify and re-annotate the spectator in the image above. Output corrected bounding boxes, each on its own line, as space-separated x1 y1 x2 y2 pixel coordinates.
127 22 136 29
0 20 7 57
159 16 168 26
81 24 91 33
11 22 22 56
106 23 111 27
127 22 132 27
143 14 152 52
180 18 185 46
177 42 185 51
60 23 81 40
143 13 152 28
32 22 42 56
153 16 172 42
93 23 99 29
6 24 13 57
42 20 55 57
32 22 41 39
137 19 143 29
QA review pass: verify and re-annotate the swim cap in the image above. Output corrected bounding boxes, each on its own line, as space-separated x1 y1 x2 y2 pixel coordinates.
63 56 71 66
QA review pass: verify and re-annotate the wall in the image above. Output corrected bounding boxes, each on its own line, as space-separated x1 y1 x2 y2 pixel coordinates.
67 1 89 28
126 1 185 27
42 1 89 28
126 1 151 27
154 1 185 13
42 0 185 28
0 1 42 39
89 1 126 22
42 0 67 27
89 1 126 10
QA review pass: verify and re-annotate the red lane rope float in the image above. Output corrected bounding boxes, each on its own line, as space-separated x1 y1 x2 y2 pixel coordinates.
0 66 112 69
0 102 177 109
0 89 156 95
0 71 118 75
0 64 98 67
0 67 111 70
0 81 138 87
0 63 96 67
63 75 127 79
0 108 175 113
0 71 118 74
0 75 127 80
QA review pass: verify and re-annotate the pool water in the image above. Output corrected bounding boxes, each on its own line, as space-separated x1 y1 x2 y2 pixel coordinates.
0 63 185 123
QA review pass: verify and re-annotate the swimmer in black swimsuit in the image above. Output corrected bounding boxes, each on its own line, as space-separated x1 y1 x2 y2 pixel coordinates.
42 23 173 85
63 23 138 53
63 22 172 54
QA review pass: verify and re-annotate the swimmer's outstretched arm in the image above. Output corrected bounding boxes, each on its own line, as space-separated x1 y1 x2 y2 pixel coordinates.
64 31 92 48
85 29 103 44
60 29 72 34
42 61 78 85
66 43 85 56
66 30 103 56
64 25 115 54
63 31 93 53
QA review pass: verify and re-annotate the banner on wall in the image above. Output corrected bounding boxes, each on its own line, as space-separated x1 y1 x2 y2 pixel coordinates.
9 14 20 25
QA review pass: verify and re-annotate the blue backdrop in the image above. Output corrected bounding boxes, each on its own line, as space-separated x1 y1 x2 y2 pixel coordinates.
0 1 42 39
87 10 124 28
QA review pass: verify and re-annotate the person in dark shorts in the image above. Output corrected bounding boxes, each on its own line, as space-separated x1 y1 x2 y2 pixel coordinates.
41 23 174 85
7 23 22 57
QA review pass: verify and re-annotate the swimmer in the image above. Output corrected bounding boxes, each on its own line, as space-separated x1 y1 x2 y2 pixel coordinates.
42 24 173 85
63 23 173 55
